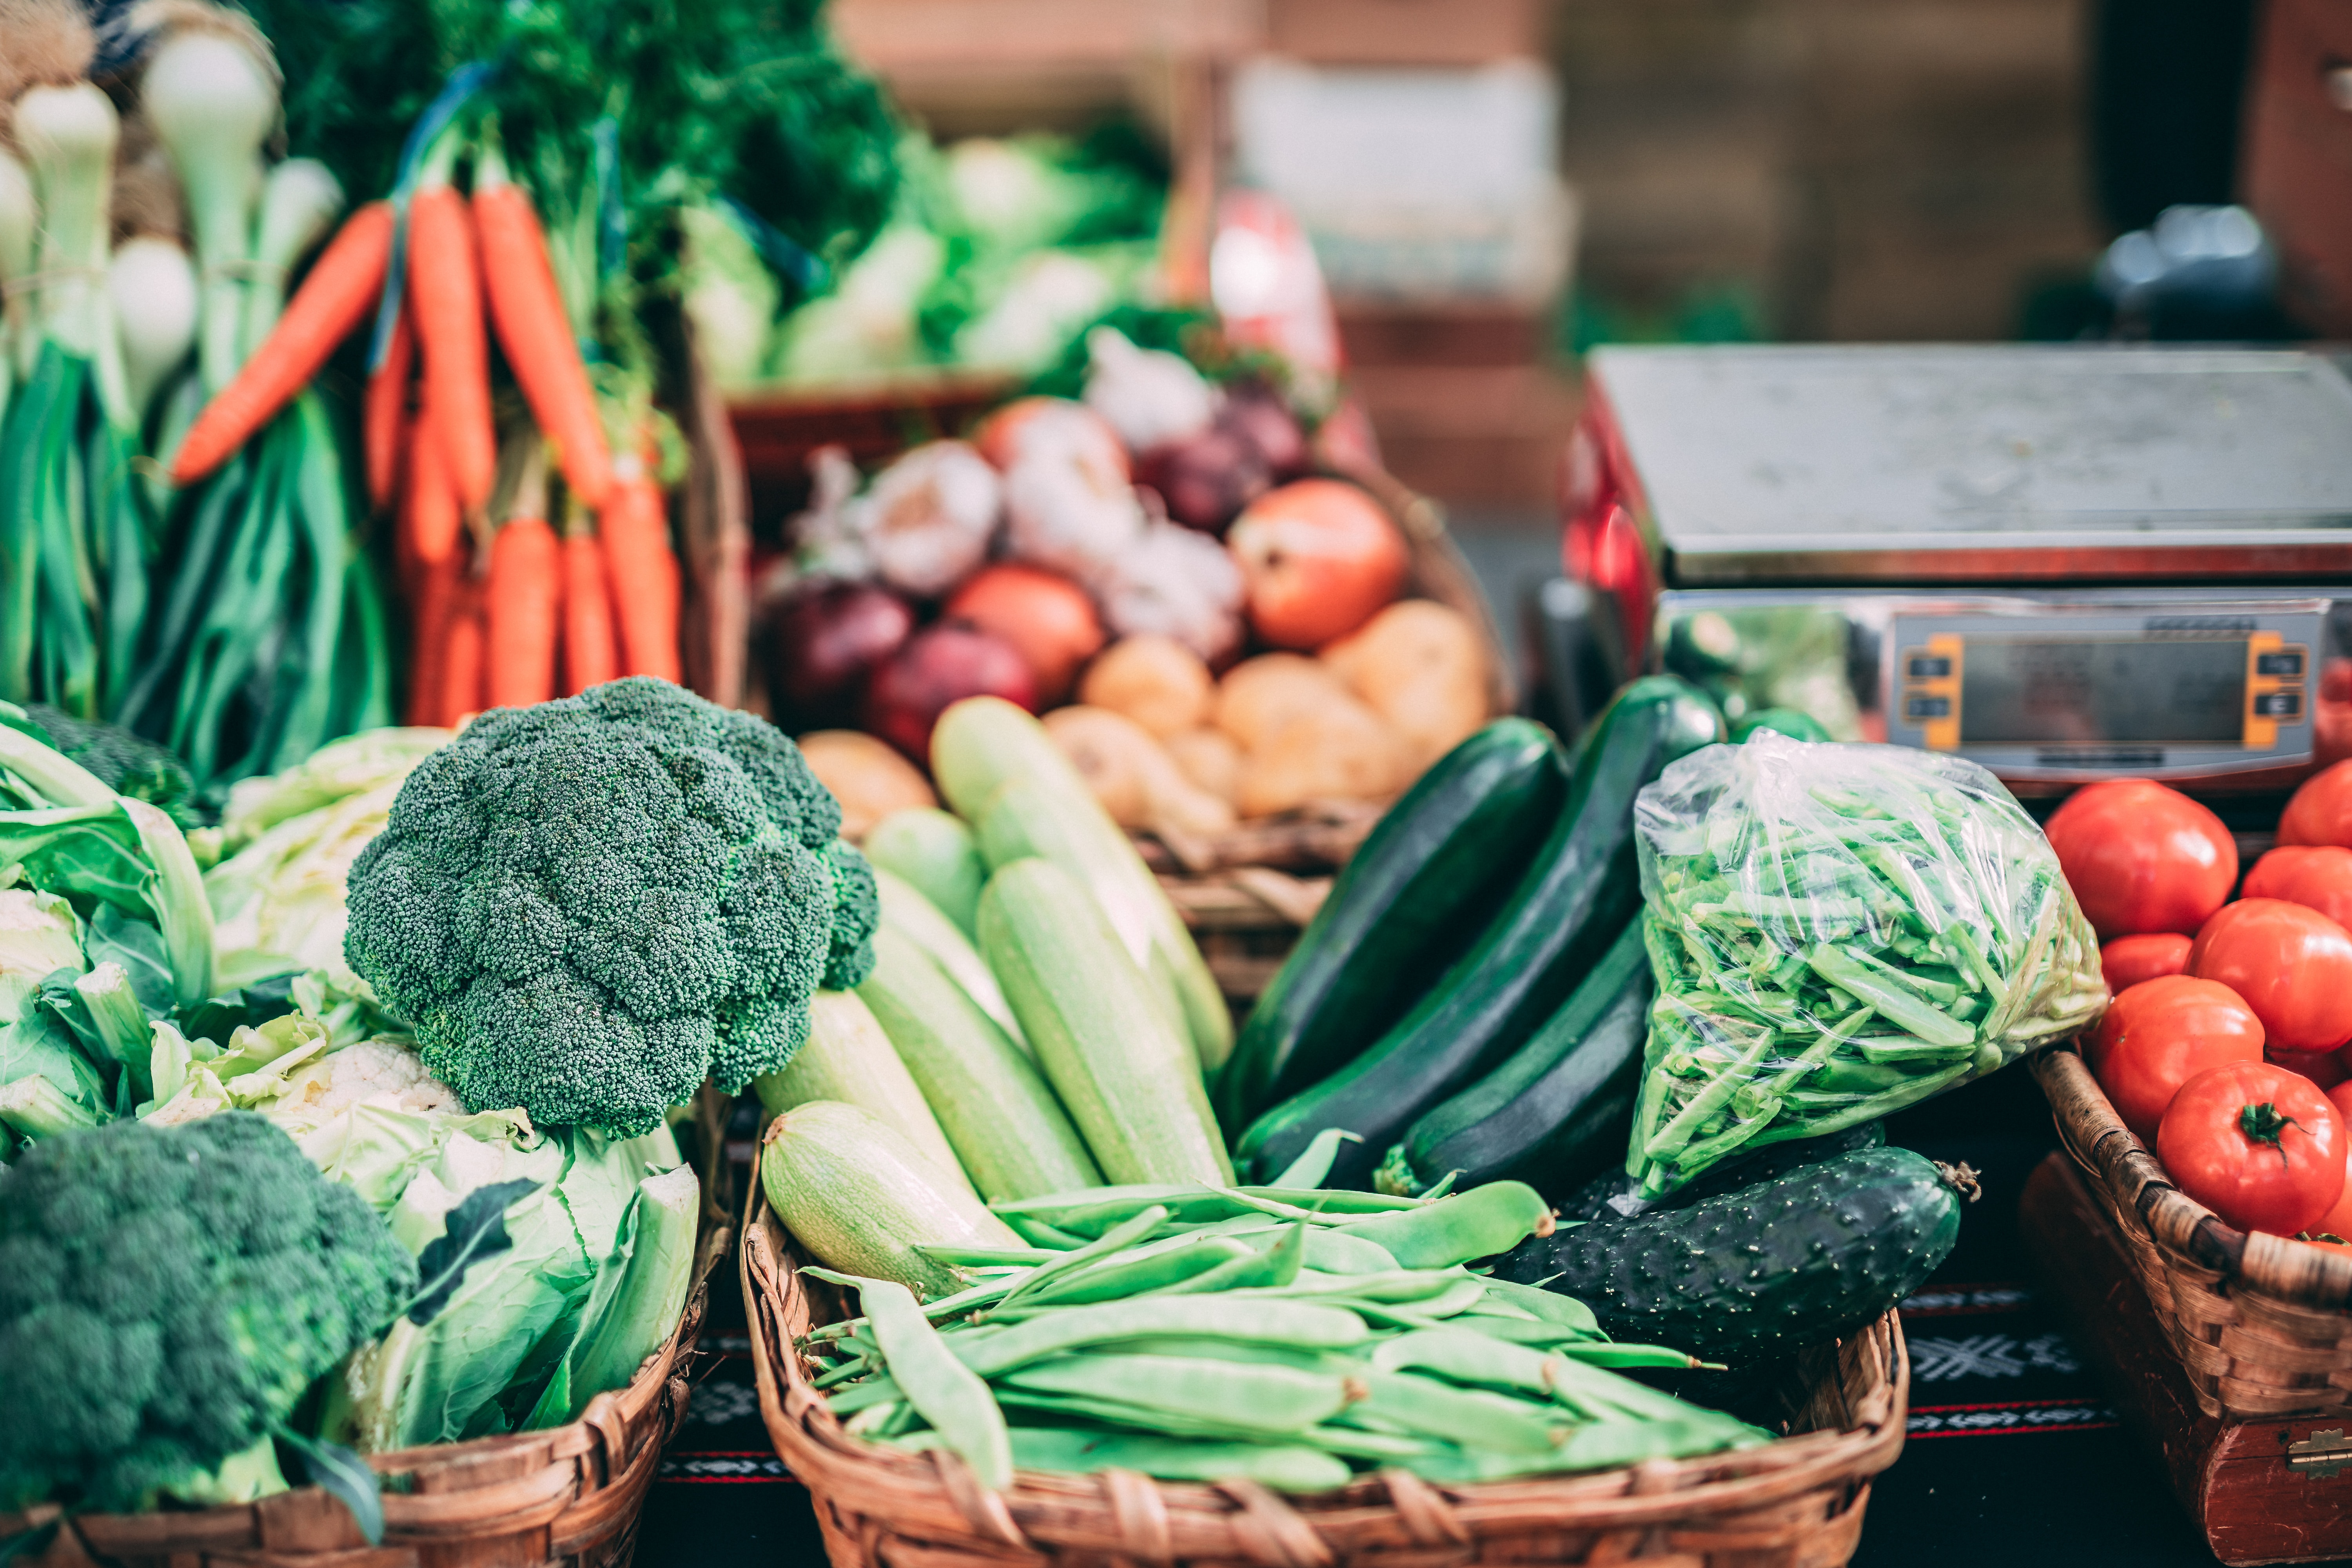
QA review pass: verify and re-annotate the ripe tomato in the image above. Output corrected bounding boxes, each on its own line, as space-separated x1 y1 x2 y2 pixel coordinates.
2044 780 2237 939
2089 976 2266 1140
2243 846 2352 931
2157 1062 2346 1234
2270 1047 2350 1091
2101 933 2193 993
2279 760 2352 848
2189 899 2352 1051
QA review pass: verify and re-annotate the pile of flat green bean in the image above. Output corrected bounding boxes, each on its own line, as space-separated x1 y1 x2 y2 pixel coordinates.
798 1134 1767 1492
1626 736 2104 1197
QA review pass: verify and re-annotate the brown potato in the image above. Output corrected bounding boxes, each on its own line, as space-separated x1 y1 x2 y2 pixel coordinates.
1165 729 1243 804
1236 699 1410 818
1077 634 1215 737
1213 653 1350 753
796 730 938 840
1321 600 1487 771
1044 705 1236 838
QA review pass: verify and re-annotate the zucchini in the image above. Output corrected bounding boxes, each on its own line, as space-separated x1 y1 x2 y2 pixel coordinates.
759 1100 1024 1299
935 697 1232 1074
858 924 1103 1201
1495 1144 1962 1363
875 866 1030 1057
752 990 976 1196
1374 918 1651 1199
1234 677 1721 1188
978 856 1234 1186
865 807 985 935
1216 718 1567 1135
1555 1120 1886 1227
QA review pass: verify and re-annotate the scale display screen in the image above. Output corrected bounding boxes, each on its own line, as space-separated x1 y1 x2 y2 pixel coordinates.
1958 637 2246 746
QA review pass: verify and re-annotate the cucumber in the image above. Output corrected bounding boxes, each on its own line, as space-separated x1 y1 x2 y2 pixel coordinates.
1555 1120 1886 1227
759 1100 1025 1299
935 697 1233 1074
858 924 1103 1201
1731 707 1829 744
1234 677 1721 1188
978 857 1234 1186
866 807 985 935
1374 918 1651 1199
1495 1144 1962 1363
1216 719 1567 1135
751 989 976 1196
875 866 1030 1056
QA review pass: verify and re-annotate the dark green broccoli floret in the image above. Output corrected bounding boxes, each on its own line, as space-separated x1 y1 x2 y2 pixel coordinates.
8 705 207 827
0 1113 416 1513
343 678 879 1134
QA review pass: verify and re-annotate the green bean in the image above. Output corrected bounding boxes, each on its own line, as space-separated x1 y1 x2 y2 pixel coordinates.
1300 1226 1398 1275
1000 1353 1357 1433
951 1296 1368 1377
1265 1127 1359 1189
919 1245 1062 1267
1642 1033 1775 1161
1343 1369 1567 1455
1334 1181 1551 1267
1003 1213 1091 1249
855 1277 1013 1489
996 1205 1171 1309
1020 1236 1254 1307
1240 1186 1422 1214
1805 946 1975 1047
1297 1425 1437 1461
1166 1222 1305 1293
1475 1280 1601 1334
1227 1268 1473 1303
1006 1425 1354 1494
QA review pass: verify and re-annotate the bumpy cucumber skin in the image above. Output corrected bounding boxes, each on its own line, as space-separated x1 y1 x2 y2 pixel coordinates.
1217 719 1568 1135
1553 1121 1887 1227
1497 1145 1958 1363
1235 678 1722 1189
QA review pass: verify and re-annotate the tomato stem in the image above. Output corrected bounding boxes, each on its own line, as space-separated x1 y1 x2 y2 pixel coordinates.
2239 1101 2306 1165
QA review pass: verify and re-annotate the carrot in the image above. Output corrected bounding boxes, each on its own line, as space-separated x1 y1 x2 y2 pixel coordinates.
474 167 614 508
561 529 619 695
407 386 462 566
363 305 414 512
171 201 394 484
441 575 489 725
405 550 459 726
486 515 561 709
407 182 497 515
597 471 682 683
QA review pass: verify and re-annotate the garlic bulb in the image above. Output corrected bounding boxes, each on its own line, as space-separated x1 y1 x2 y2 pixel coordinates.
848 440 1002 599
1093 520 1247 664
1083 326 1216 454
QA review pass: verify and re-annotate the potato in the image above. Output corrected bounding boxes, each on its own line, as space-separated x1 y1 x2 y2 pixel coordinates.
1165 729 1243 804
1044 706 1236 838
797 730 938 840
1236 699 1410 818
1321 600 1488 771
1077 635 1214 737
1213 653 1350 753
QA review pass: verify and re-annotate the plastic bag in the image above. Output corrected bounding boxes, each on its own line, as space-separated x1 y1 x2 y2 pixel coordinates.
1625 734 2105 1196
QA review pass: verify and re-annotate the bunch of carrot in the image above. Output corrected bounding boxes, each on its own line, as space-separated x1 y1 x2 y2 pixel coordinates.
172 133 685 728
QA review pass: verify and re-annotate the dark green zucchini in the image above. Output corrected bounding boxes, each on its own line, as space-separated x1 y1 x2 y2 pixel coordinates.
1730 707 1830 744
1497 1145 1962 1363
1554 1120 1887 1227
1373 918 1650 1198
1215 719 1567 1134
1234 676 1722 1189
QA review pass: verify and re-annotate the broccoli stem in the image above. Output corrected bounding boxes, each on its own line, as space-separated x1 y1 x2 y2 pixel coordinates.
165 1430 290 1506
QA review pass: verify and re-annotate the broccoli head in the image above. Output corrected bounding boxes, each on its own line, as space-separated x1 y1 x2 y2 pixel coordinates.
0 1112 416 1513
342 678 879 1134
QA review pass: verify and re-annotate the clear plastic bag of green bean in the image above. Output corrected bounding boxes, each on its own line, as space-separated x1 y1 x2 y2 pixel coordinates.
1624 734 2106 1197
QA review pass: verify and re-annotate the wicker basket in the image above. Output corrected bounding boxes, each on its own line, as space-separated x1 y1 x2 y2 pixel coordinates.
2034 1046 2352 1420
3 1227 730 1568
740 1151 1912 1568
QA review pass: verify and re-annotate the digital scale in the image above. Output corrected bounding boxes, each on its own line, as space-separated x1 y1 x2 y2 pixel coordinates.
1566 345 2352 793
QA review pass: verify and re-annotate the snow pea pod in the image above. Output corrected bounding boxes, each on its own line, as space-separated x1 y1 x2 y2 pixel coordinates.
1333 1180 1552 1267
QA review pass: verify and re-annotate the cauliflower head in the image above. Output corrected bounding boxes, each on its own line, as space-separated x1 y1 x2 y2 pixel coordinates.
342 679 878 1134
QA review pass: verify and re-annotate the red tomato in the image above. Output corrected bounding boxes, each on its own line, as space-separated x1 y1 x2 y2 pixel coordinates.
2157 1062 2346 1234
2101 933 2193 993
2270 1047 2350 1091
2044 780 2237 939
2189 899 2352 1051
2243 846 2352 931
2086 975 2261 1077
2089 977 2267 1140
2279 760 2352 848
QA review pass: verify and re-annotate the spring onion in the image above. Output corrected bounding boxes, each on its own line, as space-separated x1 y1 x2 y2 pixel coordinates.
109 236 201 420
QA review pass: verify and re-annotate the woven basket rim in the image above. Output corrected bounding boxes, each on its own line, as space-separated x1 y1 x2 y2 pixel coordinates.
2032 1045 2352 1312
740 1142 1911 1563
0 1221 730 1554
